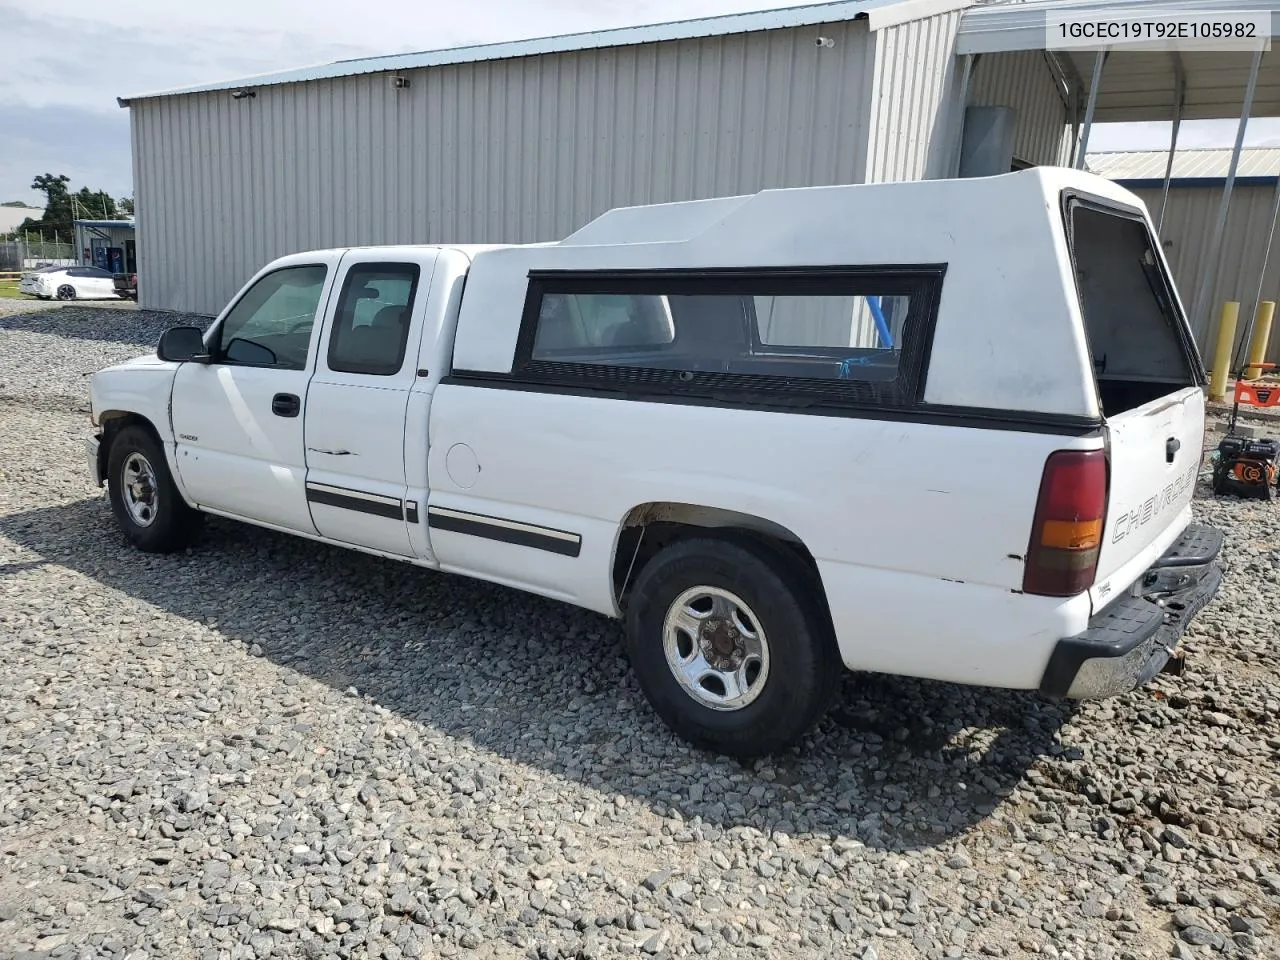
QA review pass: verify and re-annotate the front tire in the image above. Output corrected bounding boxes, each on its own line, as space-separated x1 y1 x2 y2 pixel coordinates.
106 425 203 553
624 536 840 759
56 284 76 301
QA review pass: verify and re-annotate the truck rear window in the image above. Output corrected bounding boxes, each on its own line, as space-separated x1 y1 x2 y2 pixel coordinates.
1066 200 1201 415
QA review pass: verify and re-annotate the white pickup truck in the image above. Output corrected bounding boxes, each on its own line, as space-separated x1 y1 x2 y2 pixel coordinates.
87 167 1224 758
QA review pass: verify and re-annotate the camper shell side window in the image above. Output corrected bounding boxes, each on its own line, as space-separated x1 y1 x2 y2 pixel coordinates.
513 266 945 411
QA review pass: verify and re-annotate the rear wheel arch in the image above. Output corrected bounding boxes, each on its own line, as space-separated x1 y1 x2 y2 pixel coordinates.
611 502 832 626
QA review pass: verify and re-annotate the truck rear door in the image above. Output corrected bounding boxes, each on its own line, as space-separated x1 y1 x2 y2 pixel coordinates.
303 250 439 557
1062 195 1209 612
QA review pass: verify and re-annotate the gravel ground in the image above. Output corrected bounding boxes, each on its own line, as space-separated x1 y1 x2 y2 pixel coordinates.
0 297 136 318
1 305 1278 960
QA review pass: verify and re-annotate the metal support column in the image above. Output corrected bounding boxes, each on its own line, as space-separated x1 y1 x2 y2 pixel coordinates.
1190 47 1264 340
950 54 978 177
1068 77 1082 163
1158 54 1186 236
1233 173 1280 372
1074 49 1108 169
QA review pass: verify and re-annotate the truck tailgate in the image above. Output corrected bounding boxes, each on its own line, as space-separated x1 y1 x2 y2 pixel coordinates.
1090 385 1204 611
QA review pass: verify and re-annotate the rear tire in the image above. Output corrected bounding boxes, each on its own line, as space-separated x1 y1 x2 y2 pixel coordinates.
624 535 839 759
106 425 203 553
56 284 76 301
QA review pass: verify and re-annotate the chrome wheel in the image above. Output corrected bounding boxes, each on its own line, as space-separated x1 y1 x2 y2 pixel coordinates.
662 585 770 711
121 452 159 527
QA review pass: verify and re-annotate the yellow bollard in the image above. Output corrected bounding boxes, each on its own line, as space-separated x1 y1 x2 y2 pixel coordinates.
1243 300 1275 380
1209 301 1240 402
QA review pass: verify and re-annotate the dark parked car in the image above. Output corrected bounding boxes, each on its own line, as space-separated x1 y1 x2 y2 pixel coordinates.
113 272 138 300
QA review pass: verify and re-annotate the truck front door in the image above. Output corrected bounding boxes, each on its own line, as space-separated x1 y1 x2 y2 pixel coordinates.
303 251 438 557
169 253 343 534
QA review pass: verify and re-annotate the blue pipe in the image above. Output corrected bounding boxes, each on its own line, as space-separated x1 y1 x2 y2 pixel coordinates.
867 295 894 349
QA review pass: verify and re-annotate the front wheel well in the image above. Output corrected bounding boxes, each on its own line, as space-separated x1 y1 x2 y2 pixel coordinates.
612 503 831 628
98 412 163 482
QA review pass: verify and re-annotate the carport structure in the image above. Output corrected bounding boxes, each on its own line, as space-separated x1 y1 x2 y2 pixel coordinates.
957 0 1280 368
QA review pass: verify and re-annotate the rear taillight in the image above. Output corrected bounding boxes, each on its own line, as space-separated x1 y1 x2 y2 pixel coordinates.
1023 449 1109 597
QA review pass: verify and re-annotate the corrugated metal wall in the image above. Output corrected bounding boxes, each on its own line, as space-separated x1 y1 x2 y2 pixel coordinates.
1130 183 1280 366
864 9 964 183
969 50 1071 168
131 19 882 316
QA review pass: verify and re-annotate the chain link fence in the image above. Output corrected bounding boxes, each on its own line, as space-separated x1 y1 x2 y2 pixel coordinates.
0 238 77 273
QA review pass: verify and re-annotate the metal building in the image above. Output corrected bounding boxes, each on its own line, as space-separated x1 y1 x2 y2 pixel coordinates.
73 219 137 275
119 0 1077 315
1090 147 1280 367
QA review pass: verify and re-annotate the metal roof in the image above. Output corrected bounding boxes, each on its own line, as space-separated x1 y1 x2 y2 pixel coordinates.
74 219 136 228
957 0 1280 122
1088 147 1280 181
958 0 1280 54
117 0 971 104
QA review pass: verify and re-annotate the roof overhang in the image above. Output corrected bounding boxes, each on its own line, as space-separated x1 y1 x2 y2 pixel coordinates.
958 0 1280 122
117 0 973 105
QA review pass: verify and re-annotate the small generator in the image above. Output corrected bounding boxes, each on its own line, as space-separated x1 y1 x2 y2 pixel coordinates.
1212 362 1280 501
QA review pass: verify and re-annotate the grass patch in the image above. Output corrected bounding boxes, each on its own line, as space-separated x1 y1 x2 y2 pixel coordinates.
0 282 36 300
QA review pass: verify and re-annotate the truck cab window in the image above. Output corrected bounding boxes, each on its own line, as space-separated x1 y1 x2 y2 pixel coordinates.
217 265 328 370
327 263 421 376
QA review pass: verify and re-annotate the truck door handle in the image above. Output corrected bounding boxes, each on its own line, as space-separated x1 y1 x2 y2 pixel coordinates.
272 393 301 418
1166 437 1181 463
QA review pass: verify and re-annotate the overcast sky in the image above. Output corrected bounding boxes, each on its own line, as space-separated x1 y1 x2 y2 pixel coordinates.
4 0 1279 207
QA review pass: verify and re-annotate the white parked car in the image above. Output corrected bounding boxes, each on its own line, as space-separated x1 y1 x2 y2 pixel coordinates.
20 264 122 301
85 167 1225 758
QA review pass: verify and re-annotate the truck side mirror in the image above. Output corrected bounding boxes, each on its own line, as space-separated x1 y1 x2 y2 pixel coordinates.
157 326 211 363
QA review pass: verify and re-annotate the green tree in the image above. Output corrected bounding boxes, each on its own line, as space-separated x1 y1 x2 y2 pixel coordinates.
32 173 70 202
118 196 135 217
17 174 126 241
73 187 118 221
19 173 74 241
